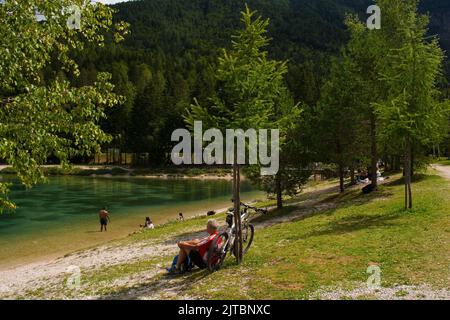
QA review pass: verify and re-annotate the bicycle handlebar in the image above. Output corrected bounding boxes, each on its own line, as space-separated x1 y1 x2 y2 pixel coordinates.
239 202 268 215
229 200 268 215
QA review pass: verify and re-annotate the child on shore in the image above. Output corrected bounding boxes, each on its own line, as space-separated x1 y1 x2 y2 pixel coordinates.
141 217 155 229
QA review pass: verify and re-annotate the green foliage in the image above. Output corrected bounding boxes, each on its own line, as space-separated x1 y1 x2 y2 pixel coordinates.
69 0 450 165
0 0 128 210
186 6 289 132
246 88 310 203
317 52 368 172
375 0 449 146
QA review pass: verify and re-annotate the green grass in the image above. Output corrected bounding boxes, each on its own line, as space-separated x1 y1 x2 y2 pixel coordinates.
17 171 450 300
437 160 450 166
182 173 450 299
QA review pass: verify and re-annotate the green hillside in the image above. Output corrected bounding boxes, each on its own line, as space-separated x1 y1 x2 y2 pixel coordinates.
73 0 450 164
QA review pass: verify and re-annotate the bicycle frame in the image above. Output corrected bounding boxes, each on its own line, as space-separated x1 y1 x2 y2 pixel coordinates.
221 209 250 255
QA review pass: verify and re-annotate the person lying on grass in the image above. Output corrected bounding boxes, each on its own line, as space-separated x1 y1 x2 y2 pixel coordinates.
168 219 219 273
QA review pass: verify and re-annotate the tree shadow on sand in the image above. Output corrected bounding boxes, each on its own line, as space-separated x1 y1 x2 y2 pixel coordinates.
100 267 212 300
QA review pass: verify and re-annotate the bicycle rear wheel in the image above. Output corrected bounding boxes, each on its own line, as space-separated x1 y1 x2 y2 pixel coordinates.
207 232 229 272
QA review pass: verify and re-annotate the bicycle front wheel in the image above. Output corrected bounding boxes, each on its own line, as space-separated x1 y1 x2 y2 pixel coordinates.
242 224 254 255
207 232 229 272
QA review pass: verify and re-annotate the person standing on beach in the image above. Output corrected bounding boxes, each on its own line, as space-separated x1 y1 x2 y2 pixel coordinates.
99 207 110 232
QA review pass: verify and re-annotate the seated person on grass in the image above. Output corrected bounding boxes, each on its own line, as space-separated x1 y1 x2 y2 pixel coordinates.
170 219 219 273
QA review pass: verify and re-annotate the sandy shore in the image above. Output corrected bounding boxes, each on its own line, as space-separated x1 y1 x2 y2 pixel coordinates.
0 207 230 299
0 203 231 272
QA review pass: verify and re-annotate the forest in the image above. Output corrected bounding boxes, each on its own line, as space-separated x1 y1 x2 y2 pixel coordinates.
2 0 450 211
70 0 450 166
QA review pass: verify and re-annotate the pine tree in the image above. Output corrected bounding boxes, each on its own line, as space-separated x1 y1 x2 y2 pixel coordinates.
186 6 288 263
376 0 448 208
317 53 368 193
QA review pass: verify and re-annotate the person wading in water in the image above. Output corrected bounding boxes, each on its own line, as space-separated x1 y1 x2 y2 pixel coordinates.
99 207 110 232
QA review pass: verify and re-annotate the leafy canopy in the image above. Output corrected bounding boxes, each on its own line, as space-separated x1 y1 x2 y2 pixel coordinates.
186 6 295 132
0 0 128 211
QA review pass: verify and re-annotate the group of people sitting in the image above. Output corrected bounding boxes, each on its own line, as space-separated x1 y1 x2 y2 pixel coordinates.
98 208 186 232
356 169 385 184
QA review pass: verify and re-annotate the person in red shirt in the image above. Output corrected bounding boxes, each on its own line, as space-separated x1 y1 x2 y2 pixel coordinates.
175 219 219 271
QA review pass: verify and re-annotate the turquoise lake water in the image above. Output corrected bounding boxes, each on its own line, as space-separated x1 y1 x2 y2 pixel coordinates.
0 175 262 268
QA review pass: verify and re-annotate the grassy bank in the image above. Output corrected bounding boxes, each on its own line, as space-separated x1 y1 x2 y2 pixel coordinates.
187 174 450 299
437 160 450 166
7 170 450 300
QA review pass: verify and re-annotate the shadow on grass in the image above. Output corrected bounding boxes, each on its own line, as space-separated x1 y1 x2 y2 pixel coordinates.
252 181 396 228
100 266 212 300
383 173 434 186
251 206 298 224
99 176 422 299
299 210 405 239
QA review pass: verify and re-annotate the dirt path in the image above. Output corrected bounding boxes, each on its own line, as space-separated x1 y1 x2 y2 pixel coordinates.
433 164 450 180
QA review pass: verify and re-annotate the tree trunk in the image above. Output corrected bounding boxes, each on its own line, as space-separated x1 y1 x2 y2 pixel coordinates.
276 173 283 209
338 163 345 193
370 112 378 190
350 164 356 185
404 138 413 209
395 155 401 171
232 157 243 264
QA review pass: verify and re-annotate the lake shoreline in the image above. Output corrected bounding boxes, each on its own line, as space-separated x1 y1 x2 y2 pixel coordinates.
0 167 257 280
0 203 235 273
0 164 243 181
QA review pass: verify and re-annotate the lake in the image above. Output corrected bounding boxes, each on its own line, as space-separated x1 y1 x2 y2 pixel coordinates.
0 175 263 269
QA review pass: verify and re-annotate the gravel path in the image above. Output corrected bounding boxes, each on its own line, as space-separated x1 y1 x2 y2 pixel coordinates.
316 284 450 300
0 238 177 299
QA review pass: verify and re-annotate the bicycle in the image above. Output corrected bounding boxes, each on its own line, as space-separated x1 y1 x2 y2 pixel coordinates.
207 202 267 272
